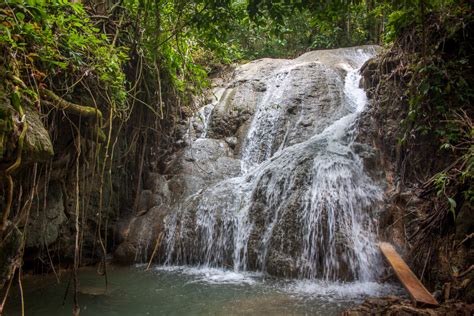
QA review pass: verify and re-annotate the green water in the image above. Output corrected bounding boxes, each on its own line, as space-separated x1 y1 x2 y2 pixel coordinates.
4 265 399 315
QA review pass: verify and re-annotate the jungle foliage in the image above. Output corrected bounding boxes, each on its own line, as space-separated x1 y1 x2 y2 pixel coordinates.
362 1 472 232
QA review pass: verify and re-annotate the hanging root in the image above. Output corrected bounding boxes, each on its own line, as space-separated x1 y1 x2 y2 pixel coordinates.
18 268 24 316
5 121 28 175
72 128 82 316
41 89 106 142
0 175 13 232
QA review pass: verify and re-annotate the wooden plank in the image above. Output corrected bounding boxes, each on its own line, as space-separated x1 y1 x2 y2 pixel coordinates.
379 242 439 307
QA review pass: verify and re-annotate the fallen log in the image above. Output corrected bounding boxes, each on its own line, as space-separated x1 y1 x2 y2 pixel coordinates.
379 242 439 307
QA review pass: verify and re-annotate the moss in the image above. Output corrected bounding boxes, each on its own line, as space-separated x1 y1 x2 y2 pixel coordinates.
0 86 14 161
0 79 54 164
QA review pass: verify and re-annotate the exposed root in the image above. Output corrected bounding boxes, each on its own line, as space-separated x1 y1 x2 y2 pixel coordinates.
18 268 24 316
72 127 82 316
41 88 103 120
5 121 27 175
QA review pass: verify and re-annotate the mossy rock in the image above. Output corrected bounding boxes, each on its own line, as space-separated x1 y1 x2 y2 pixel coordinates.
23 105 54 161
0 84 53 163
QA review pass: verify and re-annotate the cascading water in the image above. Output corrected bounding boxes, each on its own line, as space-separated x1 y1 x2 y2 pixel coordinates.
162 46 383 282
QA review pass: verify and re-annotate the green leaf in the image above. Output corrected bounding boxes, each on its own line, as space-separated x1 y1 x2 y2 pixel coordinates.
15 12 26 21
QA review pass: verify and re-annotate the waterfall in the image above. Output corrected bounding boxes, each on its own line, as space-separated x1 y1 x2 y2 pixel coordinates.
163 46 383 281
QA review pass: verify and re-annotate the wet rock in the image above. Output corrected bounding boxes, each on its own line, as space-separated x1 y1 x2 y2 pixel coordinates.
135 189 170 215
114 206 171 264
164 138 241 202
114 241 137 265
144 173 171 205
287 104 298 115
352 142 385 181
174 139 233 170
225 136 238 149
136 190 153 214
167 175 207 203
265 251 298 278
144 173 166 192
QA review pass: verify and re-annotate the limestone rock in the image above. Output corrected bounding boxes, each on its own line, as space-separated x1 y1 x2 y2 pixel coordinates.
114 206 171 264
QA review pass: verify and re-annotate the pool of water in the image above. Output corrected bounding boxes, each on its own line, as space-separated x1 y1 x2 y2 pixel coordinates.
4 265 400 315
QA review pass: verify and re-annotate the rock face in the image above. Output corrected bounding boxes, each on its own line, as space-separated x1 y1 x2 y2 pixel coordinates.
27 182 66 248
115 46 386 281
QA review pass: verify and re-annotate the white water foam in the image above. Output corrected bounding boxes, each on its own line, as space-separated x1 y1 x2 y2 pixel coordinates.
283 280 403 300
151 265 402 301
155 265 260 285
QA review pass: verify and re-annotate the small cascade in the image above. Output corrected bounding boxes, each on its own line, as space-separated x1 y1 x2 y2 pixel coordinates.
162 46 383 281
189 87 226 139
240 69 293 173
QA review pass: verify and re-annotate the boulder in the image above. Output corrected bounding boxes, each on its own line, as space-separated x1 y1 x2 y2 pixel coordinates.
114 206 171 264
